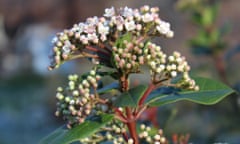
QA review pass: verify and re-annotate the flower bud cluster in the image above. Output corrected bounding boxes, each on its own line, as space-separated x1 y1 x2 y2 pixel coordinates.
79 123 168 144
165 51 199 90
104 122 128 144
138 124 168 144
113 40 145 72
177 73 199 91
144 42 167 74
80 121 127 144
55 69 101 127
49 5 174 69
141 42 198 90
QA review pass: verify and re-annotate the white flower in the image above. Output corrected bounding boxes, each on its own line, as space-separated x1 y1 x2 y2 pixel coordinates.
142 13 154 23
71 24 80 33
111 16 124 25
100 35 107 41
80 35 88 44
78 23 86 33
156 21 171 34
98 23 109 35
62 40 71 54
86 16 99 25
84 25 96 34
104 7 115 17
87 33 98 43
133 10 141 20
121 7 133 17
125 20 136 31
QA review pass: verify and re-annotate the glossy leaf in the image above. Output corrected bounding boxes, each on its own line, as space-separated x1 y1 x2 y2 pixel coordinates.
39 114 114 144
146 77 234 107
97 82 119 94
113 85 147 107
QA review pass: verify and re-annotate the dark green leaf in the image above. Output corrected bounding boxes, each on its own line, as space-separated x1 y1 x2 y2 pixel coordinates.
97 82 119 94
191 12 202 25
113 85 147 107
39 114 114 144
146 77 234 107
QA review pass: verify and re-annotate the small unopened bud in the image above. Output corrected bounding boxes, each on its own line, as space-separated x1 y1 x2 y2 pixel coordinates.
154 134 161 140
140 124 146 130
170 71 177 77
128 138 134 144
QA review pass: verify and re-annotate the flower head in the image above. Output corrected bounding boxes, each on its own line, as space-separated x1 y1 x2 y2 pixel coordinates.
49 6 174 70
104 7 115 17
55 69 102 127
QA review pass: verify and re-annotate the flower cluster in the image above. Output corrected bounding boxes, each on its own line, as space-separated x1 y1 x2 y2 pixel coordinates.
51 5 199 130
45 5 205 144
112 39 198 90
113 38 144 72
79 122 168 144
138 124 167 144
55 69 101 127
144 42 167 74
80 121 128 144
164 51 199 90
49 5 174 70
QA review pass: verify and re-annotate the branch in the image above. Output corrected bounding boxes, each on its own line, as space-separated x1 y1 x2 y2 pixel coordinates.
138 83 155 106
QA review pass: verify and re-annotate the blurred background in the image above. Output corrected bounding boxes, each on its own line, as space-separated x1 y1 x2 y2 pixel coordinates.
0 0 240 143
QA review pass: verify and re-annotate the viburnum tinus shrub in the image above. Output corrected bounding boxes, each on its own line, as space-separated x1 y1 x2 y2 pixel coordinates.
40 6 234 144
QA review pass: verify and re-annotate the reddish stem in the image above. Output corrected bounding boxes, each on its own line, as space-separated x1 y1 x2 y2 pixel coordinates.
114 108 127 121
118 74 139 143
122 132 129 142
126 107 139 144
120 74 129 92
136 36 146 44
98 42 112 53
138 83 155 106
85 45 111 56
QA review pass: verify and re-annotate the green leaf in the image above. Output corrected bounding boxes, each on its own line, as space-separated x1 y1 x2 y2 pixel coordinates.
114 33 132 48
209 28 220 45
189 30 209 47
97 82 119 94
146 77 235 107
191 12 202 25
201 4 219 27
113 85 147 107
39 114 114 144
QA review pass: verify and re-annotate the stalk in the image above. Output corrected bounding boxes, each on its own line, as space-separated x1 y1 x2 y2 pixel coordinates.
126 107 139 144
